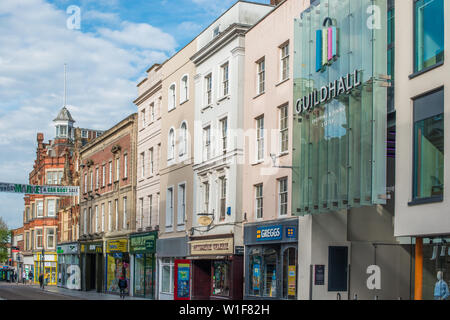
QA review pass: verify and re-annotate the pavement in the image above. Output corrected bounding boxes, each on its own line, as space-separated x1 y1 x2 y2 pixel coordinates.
0 282 146 300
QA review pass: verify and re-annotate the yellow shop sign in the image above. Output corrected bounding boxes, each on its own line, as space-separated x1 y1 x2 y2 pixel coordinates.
106 239 128 253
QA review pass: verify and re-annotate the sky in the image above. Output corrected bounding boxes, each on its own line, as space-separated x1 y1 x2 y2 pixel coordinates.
0 0 270 230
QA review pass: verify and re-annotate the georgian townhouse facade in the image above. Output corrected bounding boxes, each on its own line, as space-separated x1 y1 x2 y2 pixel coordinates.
132 63 163 299
190 0 273 300
79 113 137 294
157 37 197 300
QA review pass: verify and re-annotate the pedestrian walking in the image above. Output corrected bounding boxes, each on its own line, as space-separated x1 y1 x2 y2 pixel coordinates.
39 273 44 290
28 270 33 285
118 273 127 299
22 271 26 284
434 271 449 300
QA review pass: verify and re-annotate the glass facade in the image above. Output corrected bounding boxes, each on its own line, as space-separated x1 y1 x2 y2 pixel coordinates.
414 0 444 73
413 88 444 201
420 238 450 300
293 0 388 215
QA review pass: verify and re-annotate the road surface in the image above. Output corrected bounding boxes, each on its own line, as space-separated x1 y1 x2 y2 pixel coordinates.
0 283 82 300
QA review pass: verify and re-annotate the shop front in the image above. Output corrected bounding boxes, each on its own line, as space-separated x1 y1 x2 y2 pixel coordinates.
244 218 299 300
156 236 189 300
57 242 80 290
189 235 243 300
416 236 450 300
34 251 57 285
130 232 157 299
105 238 129 295
23 255 34 280
80 241 103 292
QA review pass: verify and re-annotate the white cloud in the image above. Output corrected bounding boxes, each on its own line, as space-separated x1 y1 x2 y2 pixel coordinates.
0 0 176 227
98 21 177 51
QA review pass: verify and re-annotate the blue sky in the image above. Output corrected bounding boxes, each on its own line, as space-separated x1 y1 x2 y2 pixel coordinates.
0 0 270 229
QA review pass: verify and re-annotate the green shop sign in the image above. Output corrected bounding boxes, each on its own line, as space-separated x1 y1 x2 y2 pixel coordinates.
292 0 389 215
130 232 157 253
0 182 79 196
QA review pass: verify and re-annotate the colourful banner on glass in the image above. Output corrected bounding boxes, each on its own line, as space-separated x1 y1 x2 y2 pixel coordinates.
316 21 338 72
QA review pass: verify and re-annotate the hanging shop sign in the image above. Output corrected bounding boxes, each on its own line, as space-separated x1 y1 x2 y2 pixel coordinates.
189 238 234 256
295 70 361 115
0 182 79 196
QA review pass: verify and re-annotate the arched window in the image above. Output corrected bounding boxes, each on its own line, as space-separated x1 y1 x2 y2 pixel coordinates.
180 75 189 103
168 128 175 160
169 84 176 111
179 122 187 156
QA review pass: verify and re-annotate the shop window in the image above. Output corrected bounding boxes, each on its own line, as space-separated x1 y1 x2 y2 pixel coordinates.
282 247 297 300
106 253 130 294
262 248 278 297
249 248 262 296
160 258 174 294
328 246 348 292
412 88 444 202
414 0 444 73
248 247 278 298
212 261 231 297
133 253 155 298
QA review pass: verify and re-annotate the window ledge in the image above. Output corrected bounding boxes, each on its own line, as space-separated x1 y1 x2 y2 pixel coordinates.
252 160 264 166
276 78 290 87
408 196 443 207
409 61 444 80
217 95 230 104
180 99 189 106
253 92 265 100
202 105 213 113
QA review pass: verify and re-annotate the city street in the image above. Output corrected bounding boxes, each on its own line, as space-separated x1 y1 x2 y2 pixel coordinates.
0 283 80 300
0 283 145 300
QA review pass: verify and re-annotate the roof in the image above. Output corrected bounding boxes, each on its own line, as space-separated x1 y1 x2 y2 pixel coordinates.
53 106 75 123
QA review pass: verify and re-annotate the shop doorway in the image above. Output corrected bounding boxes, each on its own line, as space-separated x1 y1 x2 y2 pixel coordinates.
192 260 211 300
86 253 96 291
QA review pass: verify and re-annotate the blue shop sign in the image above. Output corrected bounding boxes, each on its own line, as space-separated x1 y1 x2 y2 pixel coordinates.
256 225 282 242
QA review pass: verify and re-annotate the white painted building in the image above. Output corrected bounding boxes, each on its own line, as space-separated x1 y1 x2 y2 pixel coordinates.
191 1 273 239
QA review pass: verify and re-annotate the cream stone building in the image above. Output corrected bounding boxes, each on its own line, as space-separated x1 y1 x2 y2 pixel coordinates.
157 38 197 300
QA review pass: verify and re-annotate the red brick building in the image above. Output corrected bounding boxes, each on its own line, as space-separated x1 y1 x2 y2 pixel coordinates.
78 113 137 293
22 107 100 285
